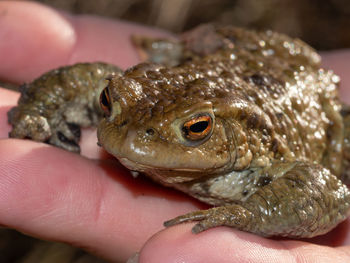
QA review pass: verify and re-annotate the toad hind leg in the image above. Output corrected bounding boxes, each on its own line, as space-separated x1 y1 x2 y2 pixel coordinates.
341 103 350 183
165 162 350 238
8 63 121 152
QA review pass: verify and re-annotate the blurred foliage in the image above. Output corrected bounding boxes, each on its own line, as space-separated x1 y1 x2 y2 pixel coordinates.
35 0 350 50
0 228 105 263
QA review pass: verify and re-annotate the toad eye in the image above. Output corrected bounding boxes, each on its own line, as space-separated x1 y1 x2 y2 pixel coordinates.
182 115 213 141
99 87 111 117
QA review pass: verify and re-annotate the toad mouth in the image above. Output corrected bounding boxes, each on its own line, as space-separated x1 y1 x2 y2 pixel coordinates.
118 157 204 173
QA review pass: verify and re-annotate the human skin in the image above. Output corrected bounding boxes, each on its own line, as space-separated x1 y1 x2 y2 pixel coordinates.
1 1 350 262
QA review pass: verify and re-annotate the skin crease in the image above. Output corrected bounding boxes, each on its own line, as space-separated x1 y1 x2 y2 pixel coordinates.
1 1 350 262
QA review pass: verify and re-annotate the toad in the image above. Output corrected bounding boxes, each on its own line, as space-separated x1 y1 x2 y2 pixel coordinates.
8 24 350 238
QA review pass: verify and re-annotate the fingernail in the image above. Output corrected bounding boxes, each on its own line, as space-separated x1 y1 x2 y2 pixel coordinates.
126 252 139 263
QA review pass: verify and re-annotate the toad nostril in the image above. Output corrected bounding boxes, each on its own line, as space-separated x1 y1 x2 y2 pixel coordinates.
146 128 155 136
119 120 128 127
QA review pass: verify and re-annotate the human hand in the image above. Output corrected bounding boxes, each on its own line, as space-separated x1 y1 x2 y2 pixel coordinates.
1 2 350 262
0 1 198 262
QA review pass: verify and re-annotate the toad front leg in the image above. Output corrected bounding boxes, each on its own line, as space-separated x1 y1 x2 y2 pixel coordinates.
165 162 350 238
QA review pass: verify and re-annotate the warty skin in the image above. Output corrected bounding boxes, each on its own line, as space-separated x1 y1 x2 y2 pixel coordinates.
9 24 350 238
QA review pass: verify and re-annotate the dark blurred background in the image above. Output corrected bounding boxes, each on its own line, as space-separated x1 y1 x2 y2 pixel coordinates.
36 0 350 50
3 0 350 262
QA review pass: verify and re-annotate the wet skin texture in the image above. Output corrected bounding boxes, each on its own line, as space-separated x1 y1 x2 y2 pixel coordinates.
8 24 350 238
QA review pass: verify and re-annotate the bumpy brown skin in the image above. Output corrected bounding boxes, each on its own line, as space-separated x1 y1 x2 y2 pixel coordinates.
8 25 350 238
8 62 122 152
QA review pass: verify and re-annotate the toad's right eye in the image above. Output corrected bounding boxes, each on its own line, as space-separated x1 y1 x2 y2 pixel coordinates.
99 87 111 117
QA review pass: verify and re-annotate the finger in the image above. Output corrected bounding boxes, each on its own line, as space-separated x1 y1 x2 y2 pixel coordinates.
136 224 350 263
0 1 173 157
0 139 199 262
0 1 173 84
321 50 350 102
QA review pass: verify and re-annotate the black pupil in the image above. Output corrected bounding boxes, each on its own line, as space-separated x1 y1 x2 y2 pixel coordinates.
100 88 112 117
190 121 208 133
101 89 109 107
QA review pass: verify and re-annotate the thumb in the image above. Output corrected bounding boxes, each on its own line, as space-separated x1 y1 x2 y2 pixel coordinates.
134 224 350 263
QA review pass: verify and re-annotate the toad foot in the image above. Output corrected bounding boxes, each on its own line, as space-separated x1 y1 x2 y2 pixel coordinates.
164 205 252 233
